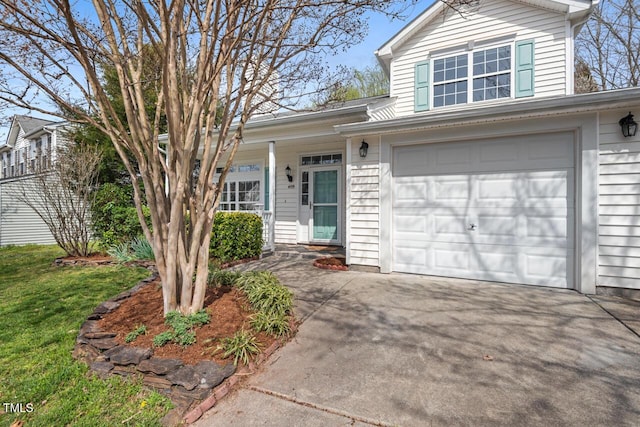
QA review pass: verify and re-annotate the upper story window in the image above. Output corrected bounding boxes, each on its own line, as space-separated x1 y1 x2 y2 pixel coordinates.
432 45 511 108
415 40 534 112
472 46 511 102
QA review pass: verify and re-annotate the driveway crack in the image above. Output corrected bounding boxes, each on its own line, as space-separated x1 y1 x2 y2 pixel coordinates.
298 277 357 324
247 385 395 426
587 295 640 340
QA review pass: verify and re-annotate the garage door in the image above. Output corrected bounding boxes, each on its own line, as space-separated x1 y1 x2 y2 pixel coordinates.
392 133 575 288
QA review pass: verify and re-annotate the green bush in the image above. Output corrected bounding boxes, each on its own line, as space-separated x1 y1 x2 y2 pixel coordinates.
107 242 135 263
91 183 151 249
219 330 261 366
107 237 154 263
236 271 294 338
125 325 147 343
210 211 263 262
153 310 210 348
207 268 242 287
130 236 155 260
250 311 291 337
236 271 293 317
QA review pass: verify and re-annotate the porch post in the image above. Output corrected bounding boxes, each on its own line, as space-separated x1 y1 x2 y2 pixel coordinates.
268 141 276 251
345 138 352 266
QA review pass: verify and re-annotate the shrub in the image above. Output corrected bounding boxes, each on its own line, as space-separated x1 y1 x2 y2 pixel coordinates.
219 330 261 366
130 236 155 260
207 269 242 287
210 212 263 262
107 242 135 263
152 331 174 348
91 183 152 249
125 325 147 343
107 237 154 263
236 271 293 317
250 311 291 337
153 310 210 348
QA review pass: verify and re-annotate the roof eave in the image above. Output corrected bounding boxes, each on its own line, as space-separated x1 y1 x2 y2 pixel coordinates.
158 101 374 145
335 88 640 136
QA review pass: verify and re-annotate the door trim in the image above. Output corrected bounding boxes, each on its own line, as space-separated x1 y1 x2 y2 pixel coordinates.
297 165 342 245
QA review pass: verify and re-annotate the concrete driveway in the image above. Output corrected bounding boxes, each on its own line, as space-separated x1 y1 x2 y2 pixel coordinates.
193 257 640 426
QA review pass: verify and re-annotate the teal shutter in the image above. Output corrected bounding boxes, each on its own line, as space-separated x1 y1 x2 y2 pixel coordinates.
515 40 535 98
415 60 430 112
264 166 269 211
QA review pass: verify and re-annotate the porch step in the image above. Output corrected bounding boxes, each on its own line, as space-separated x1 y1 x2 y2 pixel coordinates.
263 244 346 260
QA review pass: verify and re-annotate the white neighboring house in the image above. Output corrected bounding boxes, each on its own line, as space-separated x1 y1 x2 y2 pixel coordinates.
185 0 639 294
0 115 70 246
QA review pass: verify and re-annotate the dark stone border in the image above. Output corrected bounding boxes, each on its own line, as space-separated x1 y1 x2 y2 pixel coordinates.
73 269 297 426
54 256 156 270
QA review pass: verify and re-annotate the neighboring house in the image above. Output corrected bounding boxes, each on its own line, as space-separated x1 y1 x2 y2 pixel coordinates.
198 0 639 293
0 115 69 246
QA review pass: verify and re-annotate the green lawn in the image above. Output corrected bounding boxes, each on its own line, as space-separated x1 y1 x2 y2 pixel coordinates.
0 245 172 426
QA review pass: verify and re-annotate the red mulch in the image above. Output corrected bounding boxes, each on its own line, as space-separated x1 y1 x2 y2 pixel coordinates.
97 278 276 365
313 256 348 271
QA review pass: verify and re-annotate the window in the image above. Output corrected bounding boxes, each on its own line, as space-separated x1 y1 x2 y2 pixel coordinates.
433 54 468 108
472 46 511 102
430 44 512 108
215 162 264 211
219 180 260 211
301 171 309 205
301 154 342 166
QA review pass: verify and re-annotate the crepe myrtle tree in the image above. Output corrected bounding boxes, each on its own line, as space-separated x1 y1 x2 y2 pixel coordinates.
0 0 416 315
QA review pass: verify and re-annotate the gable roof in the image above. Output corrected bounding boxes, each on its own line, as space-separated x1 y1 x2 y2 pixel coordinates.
375 0 596 72
3 115 57 148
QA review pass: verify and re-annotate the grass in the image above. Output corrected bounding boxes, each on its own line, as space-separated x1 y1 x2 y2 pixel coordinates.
0 245 172 426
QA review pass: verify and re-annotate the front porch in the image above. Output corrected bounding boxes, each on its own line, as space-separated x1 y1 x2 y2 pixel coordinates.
266 243 346 260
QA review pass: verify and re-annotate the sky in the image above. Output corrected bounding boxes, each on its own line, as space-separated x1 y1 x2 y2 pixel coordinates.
0 1 434 144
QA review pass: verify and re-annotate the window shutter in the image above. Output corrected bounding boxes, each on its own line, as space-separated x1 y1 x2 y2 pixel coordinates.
415 60 430 112
264 166 269 211
515 40 535 98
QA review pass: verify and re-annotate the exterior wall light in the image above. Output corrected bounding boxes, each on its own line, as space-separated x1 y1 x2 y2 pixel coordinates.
285 165 293 182
359 140 369 158
619 112 638 138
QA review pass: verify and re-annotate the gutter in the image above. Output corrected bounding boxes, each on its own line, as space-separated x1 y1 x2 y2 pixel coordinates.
158 100 375 145
335 87 640 136
243 101 373 130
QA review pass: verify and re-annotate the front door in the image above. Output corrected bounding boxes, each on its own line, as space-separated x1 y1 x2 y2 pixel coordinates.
298 166 340 244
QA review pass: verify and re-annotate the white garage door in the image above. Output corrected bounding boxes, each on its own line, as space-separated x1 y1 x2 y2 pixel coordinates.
392 133 575 288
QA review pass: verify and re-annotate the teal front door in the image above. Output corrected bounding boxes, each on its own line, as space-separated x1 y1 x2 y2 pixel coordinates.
311 169 339 242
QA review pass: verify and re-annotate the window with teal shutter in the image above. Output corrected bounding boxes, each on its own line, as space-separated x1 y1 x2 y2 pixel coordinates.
515 40 535 98
415 60 430 112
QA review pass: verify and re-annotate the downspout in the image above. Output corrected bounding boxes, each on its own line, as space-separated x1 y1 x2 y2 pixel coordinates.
158 144 169 197
268 141 276 251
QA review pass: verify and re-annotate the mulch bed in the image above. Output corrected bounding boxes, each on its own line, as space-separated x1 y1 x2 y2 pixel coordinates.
313 256 349 271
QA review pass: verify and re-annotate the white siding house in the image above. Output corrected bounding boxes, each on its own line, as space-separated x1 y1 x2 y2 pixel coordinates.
209 0 639 295
0 115 69 246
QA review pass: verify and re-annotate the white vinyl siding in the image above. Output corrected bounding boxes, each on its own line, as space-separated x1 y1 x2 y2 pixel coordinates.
391 0 567 116
598 110 640 289
234 140 346 245
348 138 380 266
0 176 56 246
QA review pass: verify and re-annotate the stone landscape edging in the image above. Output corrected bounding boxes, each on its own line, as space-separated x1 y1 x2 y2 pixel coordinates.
71 264 297 426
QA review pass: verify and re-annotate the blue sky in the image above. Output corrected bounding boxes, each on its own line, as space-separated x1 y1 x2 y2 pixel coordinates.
0 1 434 143
327 1 434 69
